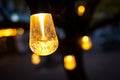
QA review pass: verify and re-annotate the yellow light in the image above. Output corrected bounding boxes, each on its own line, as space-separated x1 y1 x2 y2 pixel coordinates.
0 28 17 37
64 55 76 70
31 53 41 65
29 13 59 56
79 36 92 50
77 5 85 16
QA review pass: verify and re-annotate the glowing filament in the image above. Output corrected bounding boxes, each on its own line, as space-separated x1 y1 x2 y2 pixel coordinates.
64 55 76 70
29 13 59 56
38 14 45 39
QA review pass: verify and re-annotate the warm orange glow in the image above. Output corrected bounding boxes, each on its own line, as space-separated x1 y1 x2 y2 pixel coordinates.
64 55 76 70
17 28 24 35
0 28 17 37
31 53 41 65
78 36 92 50
29 13 59 56
77 5 85 16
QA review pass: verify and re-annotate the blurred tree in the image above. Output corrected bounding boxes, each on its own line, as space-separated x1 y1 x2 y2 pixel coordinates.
90 0 120 31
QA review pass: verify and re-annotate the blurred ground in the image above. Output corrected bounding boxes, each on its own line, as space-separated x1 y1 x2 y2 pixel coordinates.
83 35 120 80
0 39 120 80
0 52 68 80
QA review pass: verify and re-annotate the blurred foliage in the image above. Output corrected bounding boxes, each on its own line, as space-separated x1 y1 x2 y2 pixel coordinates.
91 0 120 26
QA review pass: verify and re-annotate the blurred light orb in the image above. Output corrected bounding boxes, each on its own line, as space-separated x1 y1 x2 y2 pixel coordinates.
78 36 92 50
64 55 76 70
11 13 19 22
31 53 41 65
77 5 85 16
17 28 24 35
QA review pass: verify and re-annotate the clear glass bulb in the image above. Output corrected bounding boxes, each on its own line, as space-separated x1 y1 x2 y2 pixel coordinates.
29 13 59 56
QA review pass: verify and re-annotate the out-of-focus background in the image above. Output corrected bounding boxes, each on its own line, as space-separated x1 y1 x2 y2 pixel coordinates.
0 0 120 80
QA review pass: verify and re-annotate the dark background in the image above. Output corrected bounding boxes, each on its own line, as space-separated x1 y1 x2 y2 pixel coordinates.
0 0 120 80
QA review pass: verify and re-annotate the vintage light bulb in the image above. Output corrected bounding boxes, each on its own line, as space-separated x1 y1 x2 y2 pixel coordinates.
78 36 92 50
29 13 59 56
64 55 76 70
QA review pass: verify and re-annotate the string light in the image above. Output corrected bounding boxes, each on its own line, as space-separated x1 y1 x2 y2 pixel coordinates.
64 55 76 70
77 5 85 16
29 13 59 56
78 35 92 50
0 28 17 37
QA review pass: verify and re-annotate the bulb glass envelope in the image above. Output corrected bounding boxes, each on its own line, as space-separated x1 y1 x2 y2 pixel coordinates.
29 13 59 56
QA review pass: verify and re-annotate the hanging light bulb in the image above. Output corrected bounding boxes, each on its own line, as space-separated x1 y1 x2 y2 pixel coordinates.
78 35 92 50
64 55 77 70
29 13 59 56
